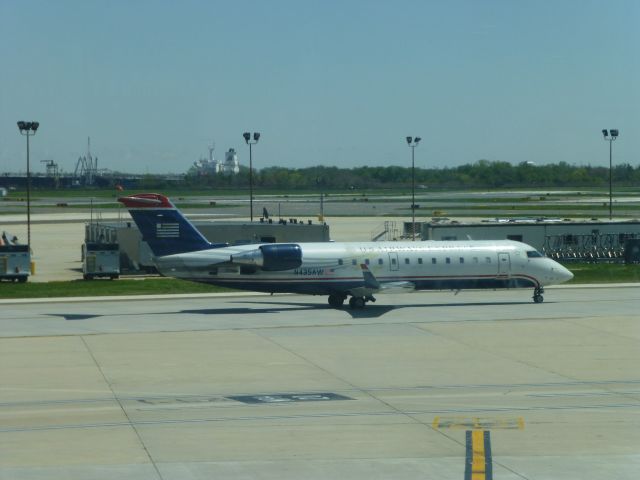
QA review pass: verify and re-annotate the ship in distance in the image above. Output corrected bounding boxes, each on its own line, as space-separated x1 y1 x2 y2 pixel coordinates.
118 193 574 309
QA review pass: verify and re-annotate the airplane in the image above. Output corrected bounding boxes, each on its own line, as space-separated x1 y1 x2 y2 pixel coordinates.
118 193 574 309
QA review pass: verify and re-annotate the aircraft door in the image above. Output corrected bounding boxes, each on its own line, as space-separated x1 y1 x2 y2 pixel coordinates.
498 252 510 277
388 252 399 271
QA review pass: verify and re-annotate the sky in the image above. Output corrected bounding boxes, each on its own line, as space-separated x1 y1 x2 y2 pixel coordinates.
0 0 638 174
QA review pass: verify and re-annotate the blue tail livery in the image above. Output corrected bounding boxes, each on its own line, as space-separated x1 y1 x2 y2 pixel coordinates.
118 193 227 257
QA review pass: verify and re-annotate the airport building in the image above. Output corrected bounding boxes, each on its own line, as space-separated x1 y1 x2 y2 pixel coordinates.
418 218 640 262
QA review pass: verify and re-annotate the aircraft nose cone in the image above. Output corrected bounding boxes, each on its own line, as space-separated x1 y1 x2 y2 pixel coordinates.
560 266 574 283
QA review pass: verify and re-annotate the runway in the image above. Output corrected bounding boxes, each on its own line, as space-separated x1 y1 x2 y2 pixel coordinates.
1 286 639 479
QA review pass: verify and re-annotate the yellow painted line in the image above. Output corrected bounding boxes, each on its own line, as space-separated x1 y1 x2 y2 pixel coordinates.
518 416 526 430
471 430 486 480
432 415 524 430
432 416 440 429
465 430 492 480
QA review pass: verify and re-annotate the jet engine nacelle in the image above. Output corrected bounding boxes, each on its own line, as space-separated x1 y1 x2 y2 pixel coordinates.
231 244 302 271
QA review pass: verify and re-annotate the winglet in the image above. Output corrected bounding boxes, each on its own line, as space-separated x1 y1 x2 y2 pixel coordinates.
360 263 381 290
118 193 174 209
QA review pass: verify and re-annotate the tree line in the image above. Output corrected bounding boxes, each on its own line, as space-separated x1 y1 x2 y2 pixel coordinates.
166 160 640 190
178 160 640 190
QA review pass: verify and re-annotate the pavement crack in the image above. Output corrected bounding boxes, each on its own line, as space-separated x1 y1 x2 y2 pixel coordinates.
79 335 165 480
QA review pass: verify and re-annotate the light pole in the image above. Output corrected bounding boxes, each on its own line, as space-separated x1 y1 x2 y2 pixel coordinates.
406 136 421 240
17 121 39 247
316 177 324 221
602 129 619 220
243 132 260 221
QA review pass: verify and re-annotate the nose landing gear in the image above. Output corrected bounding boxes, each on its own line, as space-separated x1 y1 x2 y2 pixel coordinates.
533 286 544 303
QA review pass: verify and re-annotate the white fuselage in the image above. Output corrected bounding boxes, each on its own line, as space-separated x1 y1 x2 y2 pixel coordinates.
155 240 573 295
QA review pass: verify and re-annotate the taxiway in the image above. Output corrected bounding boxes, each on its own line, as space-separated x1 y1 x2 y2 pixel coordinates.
1 286 639 479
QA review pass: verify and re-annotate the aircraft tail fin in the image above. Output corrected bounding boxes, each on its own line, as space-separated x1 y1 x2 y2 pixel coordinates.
118 193 225 257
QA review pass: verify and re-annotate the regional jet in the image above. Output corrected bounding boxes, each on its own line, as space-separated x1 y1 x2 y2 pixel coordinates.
118 193 573 308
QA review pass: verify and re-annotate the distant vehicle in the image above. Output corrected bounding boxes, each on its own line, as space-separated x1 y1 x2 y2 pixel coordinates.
0 232 30 282
82 242 120 280
118 193 574 308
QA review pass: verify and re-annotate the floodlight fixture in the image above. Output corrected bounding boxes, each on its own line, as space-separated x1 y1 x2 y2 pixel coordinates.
17 120 40 248
602 128 620 220
242 131 261 221
406 136 412 145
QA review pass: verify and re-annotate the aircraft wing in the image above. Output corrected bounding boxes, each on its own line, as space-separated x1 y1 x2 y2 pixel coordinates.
349 264 415 297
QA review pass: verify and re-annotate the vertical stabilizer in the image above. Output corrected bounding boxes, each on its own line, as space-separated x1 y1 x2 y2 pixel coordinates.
118 193 219 257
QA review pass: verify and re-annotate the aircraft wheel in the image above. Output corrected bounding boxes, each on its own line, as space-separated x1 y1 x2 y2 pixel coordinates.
349 296 365 309
328 294 345 308
533 286 544 303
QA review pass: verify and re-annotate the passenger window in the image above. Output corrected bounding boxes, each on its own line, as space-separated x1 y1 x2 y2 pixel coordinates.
459 257 464 264
365 258 370 265
432 258 436 264
446 257 451 264
378 258 383 265
338 259 343 265
418 258 423 264
352 259 357 266
391 258 397 265
485 257 491 263
405 258 410 264
473 257 478 263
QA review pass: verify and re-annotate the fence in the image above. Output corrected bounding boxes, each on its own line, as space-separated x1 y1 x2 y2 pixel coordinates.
543 233 639 263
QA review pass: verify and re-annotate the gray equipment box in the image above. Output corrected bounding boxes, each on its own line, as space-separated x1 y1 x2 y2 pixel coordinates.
82 243 120 280
0 244 31 282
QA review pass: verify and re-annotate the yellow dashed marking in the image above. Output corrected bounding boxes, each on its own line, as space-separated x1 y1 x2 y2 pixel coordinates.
432 416 524 430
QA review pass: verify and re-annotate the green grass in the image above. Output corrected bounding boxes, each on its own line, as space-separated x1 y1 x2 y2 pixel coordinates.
0 277 234 299
29 202 235 210
5 187 396 199
416 204 640 212
0 263 637 299
564 262 640 284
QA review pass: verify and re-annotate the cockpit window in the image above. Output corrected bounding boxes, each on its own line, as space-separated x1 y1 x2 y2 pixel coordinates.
526 250 543 258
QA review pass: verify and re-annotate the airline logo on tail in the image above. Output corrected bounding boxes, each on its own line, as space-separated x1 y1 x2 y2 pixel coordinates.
118 193 224 257
157 223 180 238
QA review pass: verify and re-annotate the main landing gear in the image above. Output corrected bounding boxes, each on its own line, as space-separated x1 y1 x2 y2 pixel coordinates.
328 294 346 308
533 286 544 303
327 294 376 309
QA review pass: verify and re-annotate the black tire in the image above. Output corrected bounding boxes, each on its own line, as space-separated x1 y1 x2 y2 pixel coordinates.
328 294 345 308
349 296 365 309
533 294 544 303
